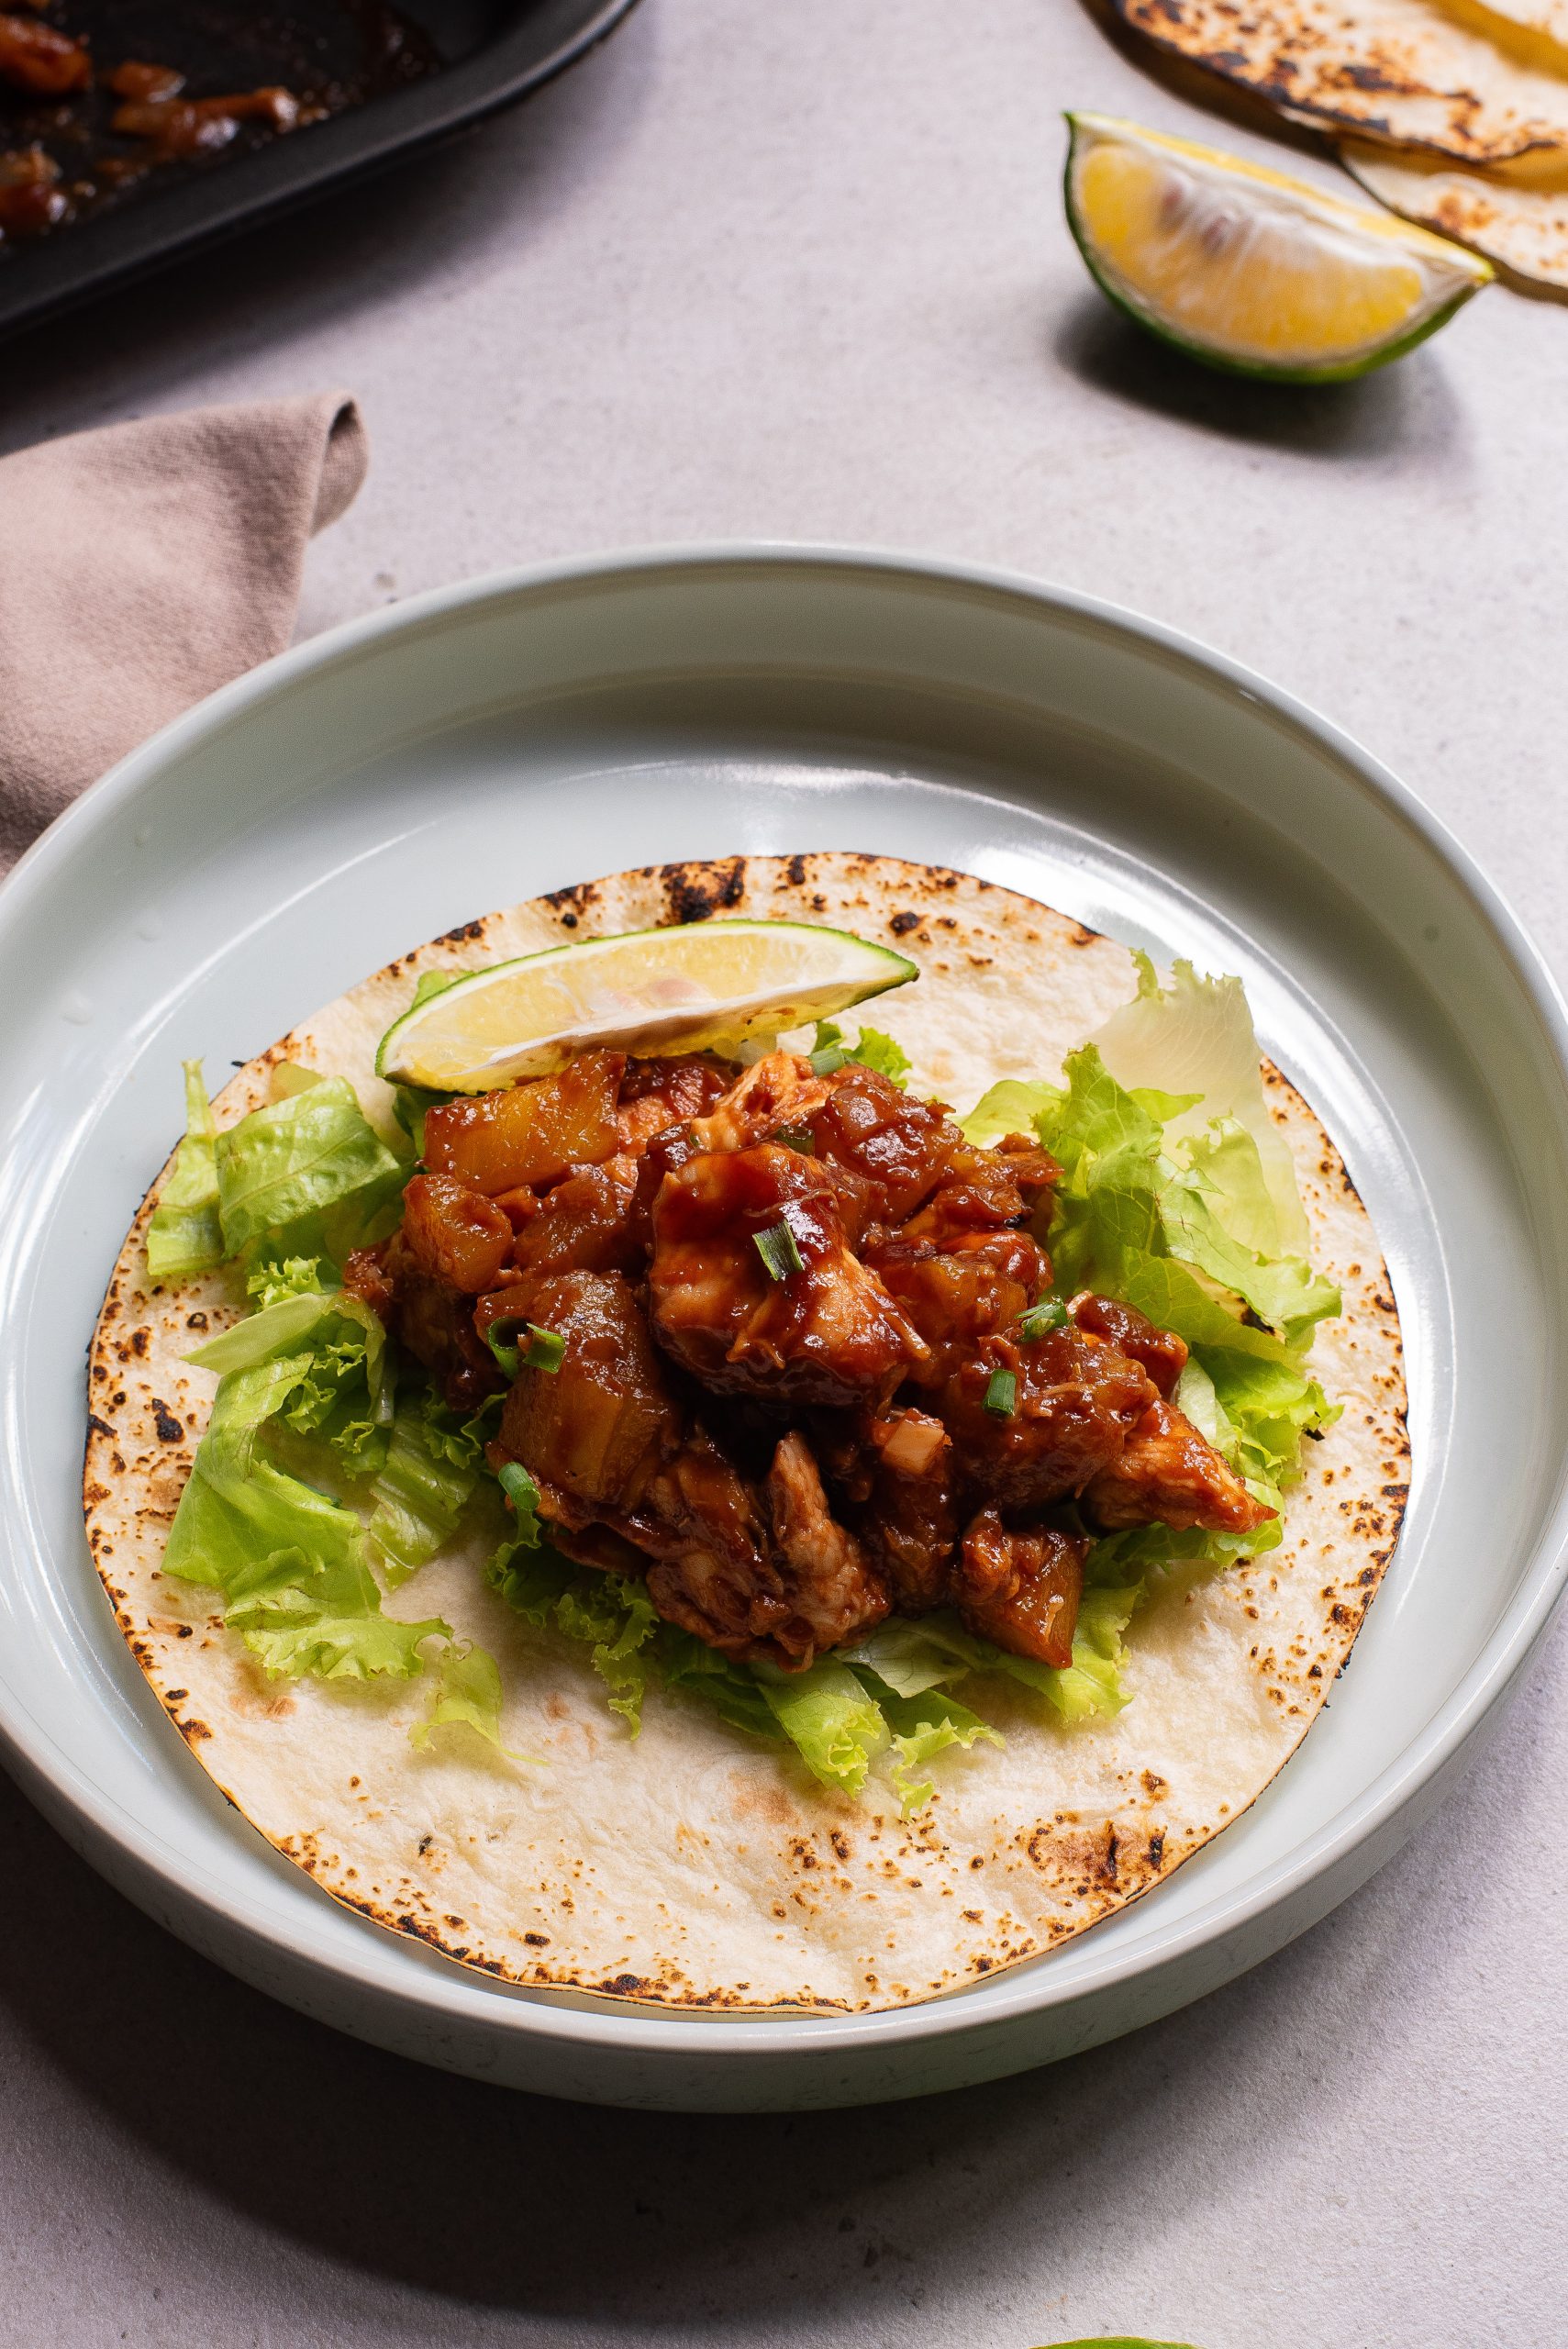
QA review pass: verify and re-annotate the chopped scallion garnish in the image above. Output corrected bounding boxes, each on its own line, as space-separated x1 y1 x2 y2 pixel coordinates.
499 1460 540 1513
1017 1298 1069 1341
520 1325 565 1374
754 1219 806 1281
983 1368 1018 1418
486 1319 564 1377
773 1124 817 1154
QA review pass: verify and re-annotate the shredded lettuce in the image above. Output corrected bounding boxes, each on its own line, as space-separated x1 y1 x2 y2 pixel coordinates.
411 1639 514 1757
755 1659 891 1795
848 1594 1138 1729
189 1256 395 1477
147 1061 225 1283
163 1355 448 1679
809 1020 911 1086
659 1631 784 1740
852 1674 1003 1812
163 1349 509 1756
1092 951 1310 1255
960 1077 1059 1149
368 1404 481 1581
215 1076 407 1266
487 1531 661 1730
984 1036 1339 1508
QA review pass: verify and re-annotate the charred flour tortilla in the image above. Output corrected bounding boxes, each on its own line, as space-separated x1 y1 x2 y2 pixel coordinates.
1340 138 1568 292
83 855 1407 2015
1110 0 1568 167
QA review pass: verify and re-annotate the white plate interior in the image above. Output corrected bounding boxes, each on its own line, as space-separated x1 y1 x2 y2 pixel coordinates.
3 551 1566 2094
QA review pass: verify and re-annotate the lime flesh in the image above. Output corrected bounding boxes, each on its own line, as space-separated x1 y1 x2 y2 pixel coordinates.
376 918 918 1093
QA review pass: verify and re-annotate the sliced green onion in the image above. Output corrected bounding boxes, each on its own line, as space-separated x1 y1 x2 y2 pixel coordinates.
772 1124 817 1155
754 1219 806 1281
1018 1298 1069 1341
807 1046 849 1077
983 1368 1018 1418
520 1325 565 1373
486 1319 564 1377
499 1461 540 1514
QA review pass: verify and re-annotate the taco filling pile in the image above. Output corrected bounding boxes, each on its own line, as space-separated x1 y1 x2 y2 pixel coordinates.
85 854 1406 2011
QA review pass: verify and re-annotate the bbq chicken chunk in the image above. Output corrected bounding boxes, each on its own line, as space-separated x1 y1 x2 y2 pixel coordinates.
493 1268 886 1666
1084 1399 1274 1535
954 1508 1089 1666
832 1407 960 1612
649 1142 928 1410
0 12 91 96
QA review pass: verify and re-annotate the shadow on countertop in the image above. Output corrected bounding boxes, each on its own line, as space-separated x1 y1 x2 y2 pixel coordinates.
3 1609 1557 2342
1051 289 1464 463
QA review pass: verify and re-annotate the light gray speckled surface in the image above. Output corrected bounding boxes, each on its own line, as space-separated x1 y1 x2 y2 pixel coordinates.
2 3 1565 2343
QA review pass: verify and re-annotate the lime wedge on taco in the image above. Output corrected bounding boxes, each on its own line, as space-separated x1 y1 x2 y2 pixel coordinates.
1065 111 1490 382
375 916 917 1091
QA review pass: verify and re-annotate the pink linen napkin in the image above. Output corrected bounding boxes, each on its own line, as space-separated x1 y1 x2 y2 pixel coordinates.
0 391 368 872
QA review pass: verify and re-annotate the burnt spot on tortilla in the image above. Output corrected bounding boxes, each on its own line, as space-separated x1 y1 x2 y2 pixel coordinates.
889 910 920 936
149 1398 183 1442
88 1414 116 1441
785 853 808 885
659 858 747 924
437 918 486 947
523 1931 550 1946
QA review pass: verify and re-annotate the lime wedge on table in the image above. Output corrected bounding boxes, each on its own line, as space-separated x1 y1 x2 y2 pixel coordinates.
375 919 918 1092
1064 112 1490 384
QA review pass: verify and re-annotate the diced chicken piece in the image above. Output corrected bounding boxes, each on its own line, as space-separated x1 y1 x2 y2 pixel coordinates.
0 12 91 95
649 1143 928 1409
506 1158 647 1277
802 1065 962 1225
341 1243 395 1323
690 1051 836 1154
897 1132 1060 1248
110 87 299 157
617 1054 736 1153
383 1264 503 1414
495 1270 822 1664
105 61 185 102
424 1051 623 1195
762 1431 889 1653
954 1509 1087 1667
1084 1399 1274 1535
0 144 66 238
1071 1291 1188 1398
851 1409 959 1611
937 1321 1157 1512
870 1230 1049 1382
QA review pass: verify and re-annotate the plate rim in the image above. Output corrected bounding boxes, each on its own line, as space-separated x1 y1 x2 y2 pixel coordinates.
4 540 1567 2063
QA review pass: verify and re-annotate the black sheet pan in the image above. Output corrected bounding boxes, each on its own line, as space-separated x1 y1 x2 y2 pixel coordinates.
0 0 639 340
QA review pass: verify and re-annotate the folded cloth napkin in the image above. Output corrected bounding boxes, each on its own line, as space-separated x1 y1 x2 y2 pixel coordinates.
0 390 368 873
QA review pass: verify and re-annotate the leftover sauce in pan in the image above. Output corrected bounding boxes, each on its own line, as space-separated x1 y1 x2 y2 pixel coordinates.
0 2 440 250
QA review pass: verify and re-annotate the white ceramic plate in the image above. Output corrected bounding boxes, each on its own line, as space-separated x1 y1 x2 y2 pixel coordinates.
3 549 1565 2113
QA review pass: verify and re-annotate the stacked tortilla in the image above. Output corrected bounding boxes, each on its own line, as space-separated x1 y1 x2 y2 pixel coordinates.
1106 0 1568 295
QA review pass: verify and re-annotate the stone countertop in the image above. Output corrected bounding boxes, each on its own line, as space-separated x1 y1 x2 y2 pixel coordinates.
2 5 1564 2343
